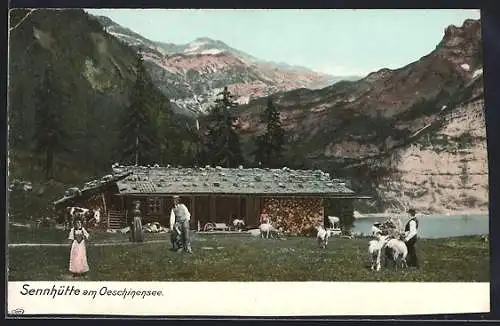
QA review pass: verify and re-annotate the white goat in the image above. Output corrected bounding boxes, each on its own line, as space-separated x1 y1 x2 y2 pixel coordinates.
384 238 408 269
232 219 245 231
259 222 282 239
368 234 391 271
371 225 383 236
327 216 340 229
316 225 331 248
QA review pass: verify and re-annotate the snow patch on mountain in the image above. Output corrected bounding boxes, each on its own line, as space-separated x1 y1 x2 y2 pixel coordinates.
183 41 206 54
200 49 224 55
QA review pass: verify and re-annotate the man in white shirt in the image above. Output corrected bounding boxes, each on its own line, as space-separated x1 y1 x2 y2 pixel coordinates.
169 195 192 253
404 208 419 268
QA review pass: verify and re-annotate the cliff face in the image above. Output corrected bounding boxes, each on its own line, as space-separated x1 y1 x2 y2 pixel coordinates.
376 96 487 214
236 19 487 214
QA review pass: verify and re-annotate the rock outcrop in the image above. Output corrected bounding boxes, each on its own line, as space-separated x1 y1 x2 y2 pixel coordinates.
236 19 487 214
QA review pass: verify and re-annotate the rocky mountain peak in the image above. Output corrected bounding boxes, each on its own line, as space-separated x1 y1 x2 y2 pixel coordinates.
435 19 482 74
440 19 481 49
194 36 217 43
87 14 352 115
182 37 233 56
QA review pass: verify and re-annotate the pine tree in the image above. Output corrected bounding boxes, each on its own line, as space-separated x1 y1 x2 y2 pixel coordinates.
254 97 285 168
202 87 244 168
119 55 157 166
156 100 176 166
33 64 68 179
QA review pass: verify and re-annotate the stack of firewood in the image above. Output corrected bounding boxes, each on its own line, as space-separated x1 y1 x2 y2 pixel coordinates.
261 198 323 236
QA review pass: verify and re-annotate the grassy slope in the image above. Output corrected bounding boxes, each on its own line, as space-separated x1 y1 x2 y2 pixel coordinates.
8 228 489 282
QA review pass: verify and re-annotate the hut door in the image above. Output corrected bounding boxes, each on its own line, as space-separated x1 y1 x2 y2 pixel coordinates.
239 197 246 221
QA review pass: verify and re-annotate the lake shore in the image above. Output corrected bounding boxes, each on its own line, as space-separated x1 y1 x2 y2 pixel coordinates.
354 209 489 219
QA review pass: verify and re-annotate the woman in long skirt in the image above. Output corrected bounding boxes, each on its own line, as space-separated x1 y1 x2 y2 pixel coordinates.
133 215 144 242
68 219 90 277
130 201 144 242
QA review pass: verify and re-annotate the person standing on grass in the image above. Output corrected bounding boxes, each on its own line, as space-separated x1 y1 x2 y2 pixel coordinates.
169 195 192 253
68 218 90 278
404 208 420 268
130 201 144 243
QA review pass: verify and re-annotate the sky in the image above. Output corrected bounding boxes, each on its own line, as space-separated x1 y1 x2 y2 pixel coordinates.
84 9 480 76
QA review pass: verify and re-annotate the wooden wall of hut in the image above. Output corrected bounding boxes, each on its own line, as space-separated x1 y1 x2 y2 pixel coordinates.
339 198 355 228
193 195 248 229
116 194 350 233
324 198 354 229
323 198 342 226
244 195 261 228
170 195 261 230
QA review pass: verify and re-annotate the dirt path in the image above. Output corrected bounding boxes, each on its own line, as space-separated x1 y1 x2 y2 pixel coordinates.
8 240 170 247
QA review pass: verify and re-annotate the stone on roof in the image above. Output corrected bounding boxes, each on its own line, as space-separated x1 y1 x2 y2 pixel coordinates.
111 164 355 196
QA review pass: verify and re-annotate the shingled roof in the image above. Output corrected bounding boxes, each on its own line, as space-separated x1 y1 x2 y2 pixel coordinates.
112 164 357 197
52 171 132 207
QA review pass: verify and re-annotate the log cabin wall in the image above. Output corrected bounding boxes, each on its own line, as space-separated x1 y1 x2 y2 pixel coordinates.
192 196 209 229
215 196 240 223
323 198 342 226
190 195 254 229
260 197 324 236
339 198 354 228
323 198 354 228
244 195 261 228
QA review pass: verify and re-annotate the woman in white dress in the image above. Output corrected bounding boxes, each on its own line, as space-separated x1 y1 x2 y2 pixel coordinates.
68 218 90 277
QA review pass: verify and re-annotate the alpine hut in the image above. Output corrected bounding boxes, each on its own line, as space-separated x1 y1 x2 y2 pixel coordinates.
52 163 369 235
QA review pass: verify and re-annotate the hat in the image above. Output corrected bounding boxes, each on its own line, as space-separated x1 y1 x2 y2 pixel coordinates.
173 195 180 199
407 208 416 215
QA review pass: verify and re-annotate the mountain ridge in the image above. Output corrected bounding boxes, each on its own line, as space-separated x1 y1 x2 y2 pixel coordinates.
234 18 486 214
7 9 486 215
91 14 361 115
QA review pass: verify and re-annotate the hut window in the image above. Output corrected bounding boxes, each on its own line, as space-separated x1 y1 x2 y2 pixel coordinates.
148 197 161 214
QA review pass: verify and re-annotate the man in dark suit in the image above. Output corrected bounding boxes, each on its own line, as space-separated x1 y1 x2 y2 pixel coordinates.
404 208 420 268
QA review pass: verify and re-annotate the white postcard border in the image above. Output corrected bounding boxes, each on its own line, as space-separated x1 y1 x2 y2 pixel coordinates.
7 281 490 316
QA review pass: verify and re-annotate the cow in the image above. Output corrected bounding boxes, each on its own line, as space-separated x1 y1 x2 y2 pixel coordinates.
64 206 95 230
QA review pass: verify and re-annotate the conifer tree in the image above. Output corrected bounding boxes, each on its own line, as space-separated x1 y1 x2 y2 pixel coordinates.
33 64 68 179
254 97 285 168
119 55 157 165
156 100 177 166
202 87 244 168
